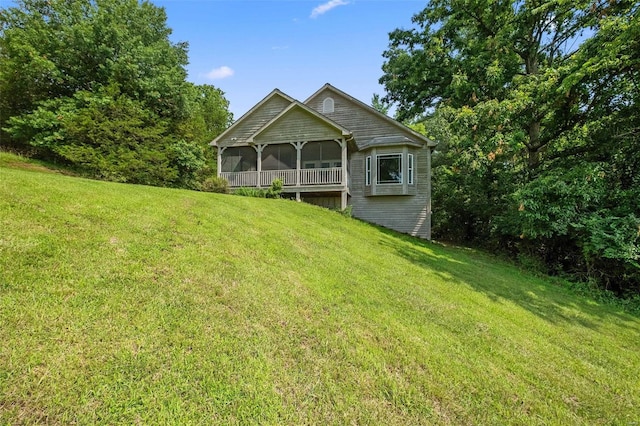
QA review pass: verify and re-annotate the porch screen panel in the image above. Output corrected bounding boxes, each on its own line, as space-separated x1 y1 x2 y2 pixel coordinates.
262 144 295 170
302 141 342 168
221 147 257 172
301 142 320 167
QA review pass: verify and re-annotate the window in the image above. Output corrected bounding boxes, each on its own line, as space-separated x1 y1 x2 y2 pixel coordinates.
377 154 402 184
322 97 334 113
333 161 342 168
304 162 316 169
321 162 330 168
365 156 371 186
408 154 414 184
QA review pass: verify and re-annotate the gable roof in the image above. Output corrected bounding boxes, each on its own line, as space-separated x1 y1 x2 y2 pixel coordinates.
304 83 437 148
247 100 352 143
210 89 294 146
212 84 437 149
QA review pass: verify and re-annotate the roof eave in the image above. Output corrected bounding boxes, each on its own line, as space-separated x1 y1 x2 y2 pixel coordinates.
247 101 352 142
305 83 437 147
210 89 295 146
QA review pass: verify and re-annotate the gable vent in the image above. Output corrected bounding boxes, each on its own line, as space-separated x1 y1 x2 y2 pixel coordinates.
322 97 334 113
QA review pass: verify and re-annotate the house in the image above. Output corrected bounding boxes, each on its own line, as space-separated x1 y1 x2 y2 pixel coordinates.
210 84 437 239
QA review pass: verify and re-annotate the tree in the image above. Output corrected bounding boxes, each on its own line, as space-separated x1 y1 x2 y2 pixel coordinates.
370 93 390 116
0 0 232 188
506 6 640 293
380 0 613 170
5 85 181 185
380 1 639 294
177 83 233 177
0 0 188 124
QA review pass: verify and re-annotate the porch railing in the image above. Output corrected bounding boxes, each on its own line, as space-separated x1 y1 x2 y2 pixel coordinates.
220 167 343 188
300 167 342 185
260 169 297 186
220 171 258 187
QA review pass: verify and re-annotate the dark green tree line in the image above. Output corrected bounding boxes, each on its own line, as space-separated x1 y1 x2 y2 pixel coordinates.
0 0 231 188
380 0 639 295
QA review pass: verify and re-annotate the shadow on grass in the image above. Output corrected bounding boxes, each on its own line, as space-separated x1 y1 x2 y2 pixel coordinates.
375 226 638 330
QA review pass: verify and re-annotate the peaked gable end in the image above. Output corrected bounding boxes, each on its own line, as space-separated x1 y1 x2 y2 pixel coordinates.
305 84 436 149
211 90 293 147
250 102 350 145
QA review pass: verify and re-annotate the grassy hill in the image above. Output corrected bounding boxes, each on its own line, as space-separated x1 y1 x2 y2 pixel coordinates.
1 152 639 424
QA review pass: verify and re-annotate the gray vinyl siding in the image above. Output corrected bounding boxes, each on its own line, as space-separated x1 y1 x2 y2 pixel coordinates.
217 94 291 146
349 148 431 239
305 87 432 239
254 109 342 144
306 89 421 147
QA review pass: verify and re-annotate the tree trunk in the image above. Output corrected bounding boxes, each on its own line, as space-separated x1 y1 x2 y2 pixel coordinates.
527 121 542 169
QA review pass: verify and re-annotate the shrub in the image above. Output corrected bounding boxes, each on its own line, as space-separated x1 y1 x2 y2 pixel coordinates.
234 187 266 198
234 179 283 199
201 176 229 193
265 178 283 199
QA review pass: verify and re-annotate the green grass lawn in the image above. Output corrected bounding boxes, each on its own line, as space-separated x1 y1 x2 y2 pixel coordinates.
1 152 639 424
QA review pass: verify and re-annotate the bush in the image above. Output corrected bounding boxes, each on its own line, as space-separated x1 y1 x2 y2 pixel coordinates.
265 178 283 199
201 176 229 193
234 179 283 199
234 187 266 198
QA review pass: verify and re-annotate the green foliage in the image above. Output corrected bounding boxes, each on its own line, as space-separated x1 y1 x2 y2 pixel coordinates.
497 161 639 293
234 186 268 198
340 205 353 218
169 138 207 189
177 83 233 176
5 87 183 186
266 178 283 198
0 0 232 188
381 0 640 295
200 176 229 194
370 93 390 115
234 179 283 199
508 165 609 240
0 0 189 119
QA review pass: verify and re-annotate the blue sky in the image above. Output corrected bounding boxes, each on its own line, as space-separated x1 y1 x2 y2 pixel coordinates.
154 0 426 118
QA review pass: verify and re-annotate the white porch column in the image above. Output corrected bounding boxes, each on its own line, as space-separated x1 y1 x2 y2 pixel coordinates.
217 146 226 177
291 141 304 187
296 143 301 186
341 190 348 210
340 138 347 186
291 141 308 187
253 144 264 187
